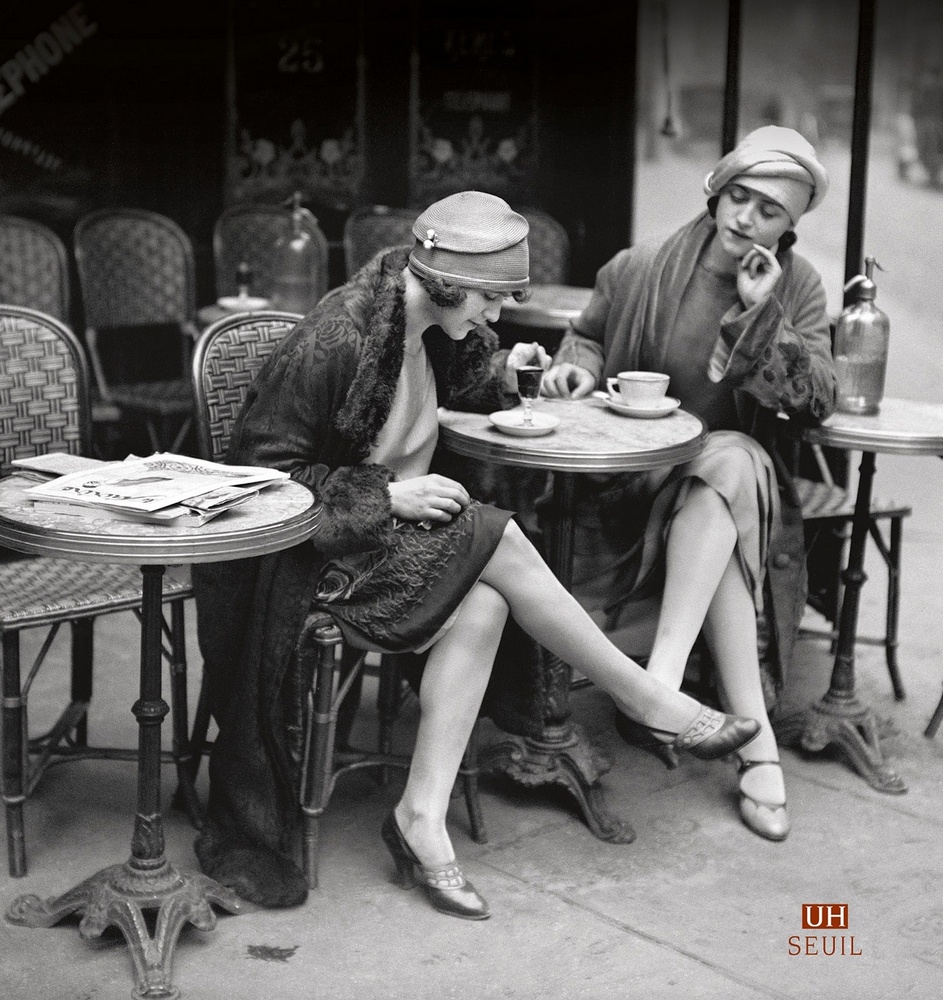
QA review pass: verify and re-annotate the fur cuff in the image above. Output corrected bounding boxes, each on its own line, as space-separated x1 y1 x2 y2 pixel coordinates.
315 463 395 555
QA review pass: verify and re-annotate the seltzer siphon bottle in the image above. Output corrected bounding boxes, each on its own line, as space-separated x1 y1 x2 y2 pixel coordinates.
271 192 322 315
833 256 890 416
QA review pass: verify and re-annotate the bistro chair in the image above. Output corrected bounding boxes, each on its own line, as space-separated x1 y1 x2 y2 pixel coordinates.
518 208 571 285
212 202 329 304
190 310 486 888
0 216 71 322
0 304 198 877
795 443 912 700
73 208 200 453
342 205 416 279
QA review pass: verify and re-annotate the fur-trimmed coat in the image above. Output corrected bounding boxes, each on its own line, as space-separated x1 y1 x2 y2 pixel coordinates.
193 248 543 855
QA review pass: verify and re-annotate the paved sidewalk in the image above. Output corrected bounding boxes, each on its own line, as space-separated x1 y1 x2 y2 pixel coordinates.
2 581 942 1000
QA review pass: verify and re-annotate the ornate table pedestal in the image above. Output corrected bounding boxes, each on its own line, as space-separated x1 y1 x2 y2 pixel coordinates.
0 477 320 999
776 398 943 793
439 398 706 843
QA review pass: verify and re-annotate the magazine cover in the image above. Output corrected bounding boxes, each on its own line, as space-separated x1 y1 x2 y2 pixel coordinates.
25 453 288 514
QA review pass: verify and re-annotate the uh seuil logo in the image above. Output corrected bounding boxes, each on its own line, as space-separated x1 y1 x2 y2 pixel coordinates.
788 904 863 956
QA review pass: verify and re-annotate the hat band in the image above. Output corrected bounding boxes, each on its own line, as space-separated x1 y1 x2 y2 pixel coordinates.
408 241 529 292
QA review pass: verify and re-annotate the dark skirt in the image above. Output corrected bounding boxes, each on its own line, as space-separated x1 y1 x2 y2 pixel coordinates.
311 499 513 653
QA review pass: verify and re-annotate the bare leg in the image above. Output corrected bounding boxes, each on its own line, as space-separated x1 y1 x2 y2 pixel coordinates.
645 481 737 689
395 581 508 866
702 558 785 806
643 477 784 806
478 521 706 734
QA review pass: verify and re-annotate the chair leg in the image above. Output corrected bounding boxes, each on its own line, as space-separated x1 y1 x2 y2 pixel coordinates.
925 688 943 738
2 632 27 877
69 619 93 747
884 516 905 701
377 655 403 786
299 622 343 890
335 646 365 752
188 672 212 783
166 599 203 828
460 718 488 844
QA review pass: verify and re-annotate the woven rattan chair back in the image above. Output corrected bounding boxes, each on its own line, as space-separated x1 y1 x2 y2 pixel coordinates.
72 209 198 452
519 208 571 285
73 208 196 329
0 217 70 322
0 305 90 475
0 304 199 879
343 205 416 279
191 311 302 462
214 204 329 303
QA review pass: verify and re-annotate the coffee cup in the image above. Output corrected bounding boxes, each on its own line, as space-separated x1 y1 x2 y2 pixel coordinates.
606 371 670 404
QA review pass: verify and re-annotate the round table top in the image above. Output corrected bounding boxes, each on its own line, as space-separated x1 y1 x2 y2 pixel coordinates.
438 397 707 473
498 284 593 330
802 396 943 456
0 476 319 564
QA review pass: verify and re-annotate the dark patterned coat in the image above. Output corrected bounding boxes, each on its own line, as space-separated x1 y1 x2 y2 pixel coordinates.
193 248 542 856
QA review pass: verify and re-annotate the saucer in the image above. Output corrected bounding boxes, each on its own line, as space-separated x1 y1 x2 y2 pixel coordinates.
604 395 681 418
218 295 270 311
489 409 560 437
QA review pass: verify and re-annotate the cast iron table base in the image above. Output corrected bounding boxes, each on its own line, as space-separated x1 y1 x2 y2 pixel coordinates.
4 566 241 998
7 859 239 1000
479 472 636 843
774 451 907 794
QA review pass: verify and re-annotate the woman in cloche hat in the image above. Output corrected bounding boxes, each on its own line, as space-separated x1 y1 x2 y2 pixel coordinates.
543 127 837 843
193 190 761 920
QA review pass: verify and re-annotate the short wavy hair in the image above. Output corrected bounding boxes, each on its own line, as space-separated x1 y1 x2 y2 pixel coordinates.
419 274 530 308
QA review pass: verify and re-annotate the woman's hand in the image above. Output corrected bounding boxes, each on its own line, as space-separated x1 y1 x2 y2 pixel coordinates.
737 243 782 308
502 341 552 392
388 475 470 523
540 362 596 399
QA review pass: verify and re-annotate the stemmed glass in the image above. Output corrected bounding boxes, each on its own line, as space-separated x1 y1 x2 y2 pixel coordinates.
516 365 544 427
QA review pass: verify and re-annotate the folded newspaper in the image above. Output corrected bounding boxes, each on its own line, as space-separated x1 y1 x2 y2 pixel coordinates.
24 453 289 525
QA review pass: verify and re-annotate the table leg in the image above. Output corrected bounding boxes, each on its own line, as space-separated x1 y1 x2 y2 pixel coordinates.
775 452 907 794
6 565 241 1000
479 472 636 843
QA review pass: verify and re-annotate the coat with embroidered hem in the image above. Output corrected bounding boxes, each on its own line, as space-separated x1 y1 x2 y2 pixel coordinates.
192 246 537 856
552 212 837 697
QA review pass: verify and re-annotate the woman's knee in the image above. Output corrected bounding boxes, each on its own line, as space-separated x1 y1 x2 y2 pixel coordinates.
464 581 510 633
494 518 540 564
717 444 761 486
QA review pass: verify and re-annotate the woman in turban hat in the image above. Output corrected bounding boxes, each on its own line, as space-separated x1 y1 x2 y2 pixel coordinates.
542 127 837 842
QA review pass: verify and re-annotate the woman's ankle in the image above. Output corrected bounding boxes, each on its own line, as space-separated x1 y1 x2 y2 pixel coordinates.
394 803 454 867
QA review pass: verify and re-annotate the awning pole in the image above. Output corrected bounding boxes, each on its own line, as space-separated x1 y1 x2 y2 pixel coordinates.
845 0 876 287
721 0 742 155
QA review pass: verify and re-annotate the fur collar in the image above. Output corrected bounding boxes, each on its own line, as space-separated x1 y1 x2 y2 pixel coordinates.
332 247 474 459
333 248 411 457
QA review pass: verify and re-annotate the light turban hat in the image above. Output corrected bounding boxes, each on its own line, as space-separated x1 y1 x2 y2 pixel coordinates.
408 190 530 293
704 125 829 224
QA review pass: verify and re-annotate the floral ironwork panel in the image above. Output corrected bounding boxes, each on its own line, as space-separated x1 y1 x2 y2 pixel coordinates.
228 0 364 211
409 5 538 206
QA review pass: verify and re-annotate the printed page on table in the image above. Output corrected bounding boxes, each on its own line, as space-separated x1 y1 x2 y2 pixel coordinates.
23 452 288 514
